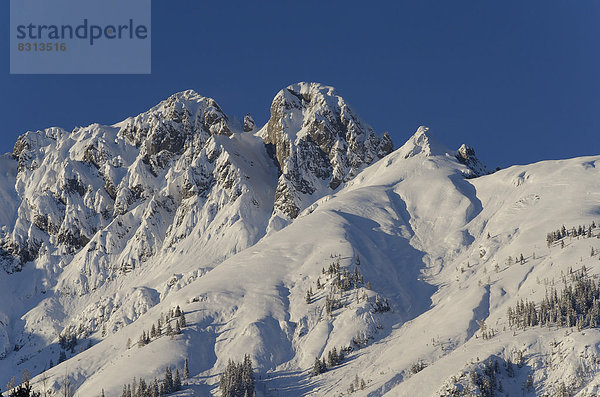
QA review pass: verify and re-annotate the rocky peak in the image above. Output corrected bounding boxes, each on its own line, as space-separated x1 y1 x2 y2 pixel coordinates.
1 90 264 274
243 113 256 132
456 143 490 177
398 127 490 177
263 82 393 220
118 90 231 167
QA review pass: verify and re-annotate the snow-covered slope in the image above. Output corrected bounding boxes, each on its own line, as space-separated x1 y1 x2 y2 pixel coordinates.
0 83 598 397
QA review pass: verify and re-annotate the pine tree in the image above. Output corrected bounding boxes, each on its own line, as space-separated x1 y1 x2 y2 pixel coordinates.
242 354 254 395
184 358 190 379
174 369 181 391
326 349 335 367
164 367 173 394
305 289 312 304
152 379 159 397
180 312 186 327
138 378 147 396
313 357 325 375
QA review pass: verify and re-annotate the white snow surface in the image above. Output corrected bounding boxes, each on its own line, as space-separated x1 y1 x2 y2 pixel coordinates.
0 85 598 397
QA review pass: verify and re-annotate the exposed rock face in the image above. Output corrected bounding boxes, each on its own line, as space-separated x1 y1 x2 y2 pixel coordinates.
2 90 273 283
4 85 491 282
2 83 399 280
0 84 509 394
263 82 393 219
243 113 256 132
397 126 490 179
118 90 231 175
456 143 490 177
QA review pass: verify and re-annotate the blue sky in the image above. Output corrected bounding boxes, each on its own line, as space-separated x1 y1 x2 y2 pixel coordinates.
2 1 599 169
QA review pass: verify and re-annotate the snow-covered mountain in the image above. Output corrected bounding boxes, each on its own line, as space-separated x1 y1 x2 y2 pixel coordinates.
0 82 599 397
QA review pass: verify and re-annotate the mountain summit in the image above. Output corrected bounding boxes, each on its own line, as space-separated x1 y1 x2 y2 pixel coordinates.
11 84 600 397
262 82 393 221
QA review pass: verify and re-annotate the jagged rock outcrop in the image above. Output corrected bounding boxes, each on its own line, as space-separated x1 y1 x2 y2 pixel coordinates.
2 90 273 285
2 83 399 279
398 126 490 178
262 82 393 219
0 83 517 397
243 113 256 132
456 143 490 177
2 86 489 284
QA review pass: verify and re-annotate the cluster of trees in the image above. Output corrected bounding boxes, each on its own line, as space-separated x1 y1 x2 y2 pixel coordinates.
443 355 531 397
507 266 600 330
58 329 78 353
3 370 42 397
409 361 427 375
468 357 500 397
372 294 390 313
218 355 254 397
477 319 497 340
120 359 189 397
351 332 369 349
314 254 389 317
505 253 526 267
321 255 365 292
128 306 187 349
56 327 94 366
347 374 366 394
57 327 81 365
312 346 347 375
2 383 41 397
323 295 342 315
546 222 597 247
